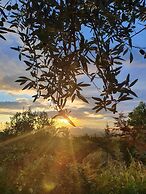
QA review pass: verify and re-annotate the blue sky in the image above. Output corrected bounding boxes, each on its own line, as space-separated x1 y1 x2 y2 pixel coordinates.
0 22 146 132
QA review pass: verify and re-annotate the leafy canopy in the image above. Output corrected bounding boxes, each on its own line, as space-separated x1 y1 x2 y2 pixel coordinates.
3 109 51 136
128 101 146 127
0 0 146 113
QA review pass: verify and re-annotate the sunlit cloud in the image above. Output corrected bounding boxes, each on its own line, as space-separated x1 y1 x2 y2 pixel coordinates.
84 111 104 119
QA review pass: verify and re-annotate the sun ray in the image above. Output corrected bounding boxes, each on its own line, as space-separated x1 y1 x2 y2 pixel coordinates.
69 138 82 193
0 131 33 147
15 133 59 191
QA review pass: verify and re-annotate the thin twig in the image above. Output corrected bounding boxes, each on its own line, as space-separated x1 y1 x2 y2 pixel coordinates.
131 27 146 38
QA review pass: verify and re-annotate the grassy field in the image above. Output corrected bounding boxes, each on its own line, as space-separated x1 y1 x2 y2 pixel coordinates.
1 129 146 194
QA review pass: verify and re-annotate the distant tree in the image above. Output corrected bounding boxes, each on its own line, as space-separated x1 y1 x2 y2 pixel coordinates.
3 109 51 136
127 102 146 156
106 103 146 163
105 102 146 138
128 101 146 128
104 113 131 137
1 0 146 113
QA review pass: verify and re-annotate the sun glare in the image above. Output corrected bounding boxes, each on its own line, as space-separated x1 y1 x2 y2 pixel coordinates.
55 116 78 127
59 118 69 125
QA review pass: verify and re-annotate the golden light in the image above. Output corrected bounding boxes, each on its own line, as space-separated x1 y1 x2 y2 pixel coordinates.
59 118 69 125
43 181 56 192
55 118 71 127
55 116 78 127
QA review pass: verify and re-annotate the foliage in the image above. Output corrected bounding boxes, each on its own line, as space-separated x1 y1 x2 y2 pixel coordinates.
105 102 146 163
128 101 146 128
0 0 146 113
105 102 146 138
105 113 130 137
0 0 15 39
3 109 51 136
0 132 146 194
70 160 146 194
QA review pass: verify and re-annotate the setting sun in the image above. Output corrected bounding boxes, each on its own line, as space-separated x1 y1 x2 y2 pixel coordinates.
58 118 69 125
55 116 78 128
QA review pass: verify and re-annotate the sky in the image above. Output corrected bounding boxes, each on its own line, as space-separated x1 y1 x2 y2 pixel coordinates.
0 23 146 134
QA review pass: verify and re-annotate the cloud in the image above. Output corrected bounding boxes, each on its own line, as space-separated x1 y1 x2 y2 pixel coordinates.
84 111 104 119
0 96 113 130
0 35 32 97
0 50 28 93
0 98 51 113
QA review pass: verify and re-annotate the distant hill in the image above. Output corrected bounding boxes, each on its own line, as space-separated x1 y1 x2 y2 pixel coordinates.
70 127 104 136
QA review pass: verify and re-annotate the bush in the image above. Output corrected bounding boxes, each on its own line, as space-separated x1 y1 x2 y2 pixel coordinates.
2 109 52 136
